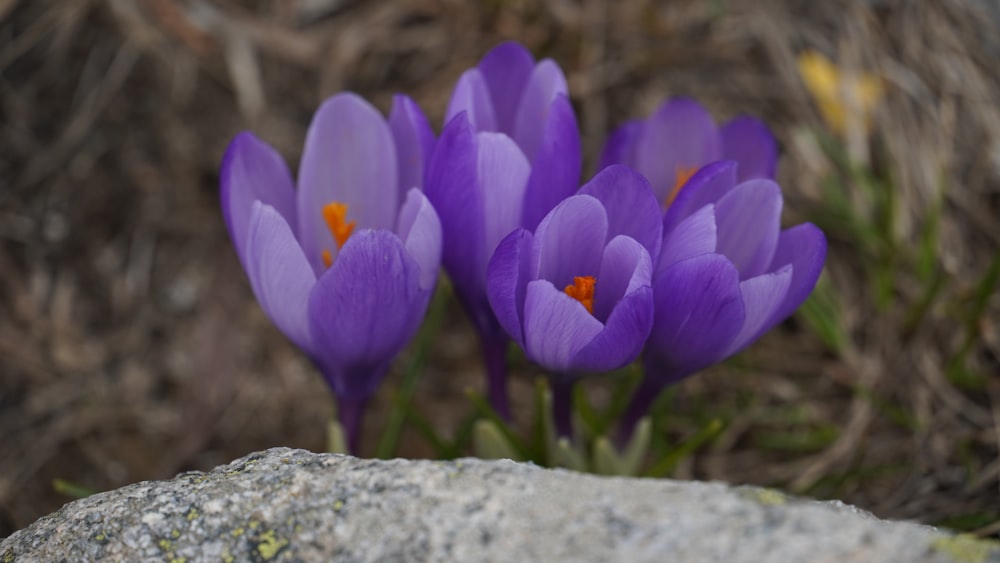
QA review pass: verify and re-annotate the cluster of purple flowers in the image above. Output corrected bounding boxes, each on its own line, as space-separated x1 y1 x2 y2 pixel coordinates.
220 42 826 453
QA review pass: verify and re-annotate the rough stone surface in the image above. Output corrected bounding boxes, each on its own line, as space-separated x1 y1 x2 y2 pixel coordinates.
2 448 998 562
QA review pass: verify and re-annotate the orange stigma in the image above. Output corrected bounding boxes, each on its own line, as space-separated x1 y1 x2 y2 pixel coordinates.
320 202 355 267
665 165 697 208
564 276 597 314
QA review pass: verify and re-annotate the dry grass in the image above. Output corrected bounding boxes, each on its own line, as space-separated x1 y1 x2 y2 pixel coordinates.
1 0 998 538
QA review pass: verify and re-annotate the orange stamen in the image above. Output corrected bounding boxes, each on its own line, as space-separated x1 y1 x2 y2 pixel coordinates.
665 165 697 208
321 249 333 269
564 276 597 314
319 202 355 267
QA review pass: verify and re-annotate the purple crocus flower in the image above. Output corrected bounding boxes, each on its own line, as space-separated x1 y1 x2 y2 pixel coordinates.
486 165 660 437
425 41 582 418
220 92 441 454
600 97 777 207
618 161 827 440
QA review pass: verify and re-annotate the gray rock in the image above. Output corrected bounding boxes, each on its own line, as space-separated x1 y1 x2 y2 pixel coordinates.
2 447 998 562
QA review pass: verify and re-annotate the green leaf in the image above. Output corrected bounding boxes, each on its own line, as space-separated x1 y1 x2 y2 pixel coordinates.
473 420 523 461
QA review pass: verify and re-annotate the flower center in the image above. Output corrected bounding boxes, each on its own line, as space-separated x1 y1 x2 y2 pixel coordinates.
665 165 697 208
321 201 355 268
564 276 597 314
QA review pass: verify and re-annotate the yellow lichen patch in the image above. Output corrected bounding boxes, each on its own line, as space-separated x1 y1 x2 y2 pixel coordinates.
231 527 245 537
3 550 15 563
186 508 199 521
171 529 180 539
930 534 999 563
158 539 173 551
333 500 345 512
741 487 787 506
169 557 186 563
256 530 290 561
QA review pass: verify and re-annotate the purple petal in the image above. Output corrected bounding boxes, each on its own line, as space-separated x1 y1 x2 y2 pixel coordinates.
662 160 738 236
390 94 436 198
486 228 534 348
445 69 498 133
512 59 570 163
720 116 778 181
424 113 486 304
571 285 654 373
579 164 663 260
478 41 535 135
532 194 608 289
592 235 653 323
397 188 442 290
598 120 643 171
635 98 722 203
520 94 582 231
308 229 427 400
522 279 603 373
298 93 398 273
220 132 297 266
714 179 782 279
657 204 717 277
644 254 745 384
478 132 531 261
766 223 827 325
244 202 316 353
723 264 793 357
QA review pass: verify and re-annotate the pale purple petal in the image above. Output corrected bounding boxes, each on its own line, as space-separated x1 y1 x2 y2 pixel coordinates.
714 179 782 279
657 204 717 277
723 265 793 357
244 202 316 353
522 279 603 373
532 194 608 289
645 253 744 384
486 228 534 348
635 98 722 203
308 229 427 400
478 132 531 261
592 235 653 323
571 285 654 373
520 94 582 231
390 94 436 197
578 164 663 260
766 223 827 325
598 120 642 171
720 116 778 181
424 113 486 304
220 132 297 265
445 69 498 133
662 160 737 236
297 93 398 273
396 188 442 290
511 59 570 163
478 41 535 135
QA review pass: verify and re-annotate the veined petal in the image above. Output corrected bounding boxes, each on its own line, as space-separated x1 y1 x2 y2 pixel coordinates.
715 179 782 279
220 132 297 266
479 132 531 260
598 120 643 171
635 98 722 203
532 194 608 289
478 41 535 135
520 94 582 231
723 264 793 357
308 229 428 400
720 116 778 181
486 228 534 348
571 285 654 373
767 223 827 325
445 69 498 133
397 188 443 291
244 202 316 353
522 279 604 373
657 204 717 277
579 164 663 260
390 94 436 197
662 160 737 236
645 253 744 384
512 59 570 163
592 235 653 323
297 93 398 273
424 113 487 303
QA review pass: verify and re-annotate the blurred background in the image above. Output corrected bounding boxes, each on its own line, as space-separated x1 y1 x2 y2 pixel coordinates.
2 0 999 539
